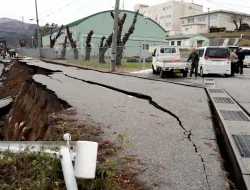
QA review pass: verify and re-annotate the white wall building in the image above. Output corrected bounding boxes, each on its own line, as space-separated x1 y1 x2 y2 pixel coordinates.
180 10 250 35
165 34 209 49
134 1 203 36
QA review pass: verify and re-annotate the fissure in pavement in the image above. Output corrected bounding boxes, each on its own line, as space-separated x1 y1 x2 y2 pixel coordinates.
61 72 211 189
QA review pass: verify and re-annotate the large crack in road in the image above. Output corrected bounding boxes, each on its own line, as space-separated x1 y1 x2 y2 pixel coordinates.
59 72 211 190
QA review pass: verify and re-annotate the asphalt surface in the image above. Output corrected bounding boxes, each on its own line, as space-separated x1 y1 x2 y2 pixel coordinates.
215 68 250 114
20 59 226 189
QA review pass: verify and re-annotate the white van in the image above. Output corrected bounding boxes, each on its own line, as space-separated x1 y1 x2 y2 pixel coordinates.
152 46 190 78
240 47 250 67
197 46 231 77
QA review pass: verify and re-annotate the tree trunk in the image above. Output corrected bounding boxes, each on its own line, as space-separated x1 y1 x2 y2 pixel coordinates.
85 47 91 60
61 36 67 59
73 49 78 60
116 46 124 65
99 47 108 63
61 49 66 59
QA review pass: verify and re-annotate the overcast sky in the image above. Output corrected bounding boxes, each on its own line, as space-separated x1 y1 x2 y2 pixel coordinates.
0 0 250 25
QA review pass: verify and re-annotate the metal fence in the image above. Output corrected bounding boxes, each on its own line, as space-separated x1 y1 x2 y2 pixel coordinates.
18 46 154 70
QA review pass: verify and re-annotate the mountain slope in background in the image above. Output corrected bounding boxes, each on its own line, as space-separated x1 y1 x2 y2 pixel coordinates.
0 18 37 47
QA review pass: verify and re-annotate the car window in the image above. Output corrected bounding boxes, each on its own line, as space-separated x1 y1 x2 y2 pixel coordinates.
243 49 250 56
198 49 204 57
205 48 229 58
160 48 172 53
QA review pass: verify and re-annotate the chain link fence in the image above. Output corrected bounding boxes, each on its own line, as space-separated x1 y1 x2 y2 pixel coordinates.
18 45 192 70
18 46 153 71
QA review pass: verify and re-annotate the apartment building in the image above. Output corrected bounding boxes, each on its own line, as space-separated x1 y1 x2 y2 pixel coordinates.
134 1 203 35
180 10 250 35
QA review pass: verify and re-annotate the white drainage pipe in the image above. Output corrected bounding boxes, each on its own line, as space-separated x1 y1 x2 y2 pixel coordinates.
59 146 78 190
74 141 98 179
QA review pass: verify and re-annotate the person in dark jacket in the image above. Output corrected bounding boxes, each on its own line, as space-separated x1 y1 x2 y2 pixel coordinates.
187 48 199 79
237 48 245 76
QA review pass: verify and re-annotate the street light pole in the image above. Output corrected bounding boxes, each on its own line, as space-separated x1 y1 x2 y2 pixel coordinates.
143 14 148 69
32 36 34 48
35 0 41 58
110 0 120 72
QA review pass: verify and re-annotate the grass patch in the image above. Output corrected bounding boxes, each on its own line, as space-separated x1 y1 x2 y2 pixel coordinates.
0 134 137 190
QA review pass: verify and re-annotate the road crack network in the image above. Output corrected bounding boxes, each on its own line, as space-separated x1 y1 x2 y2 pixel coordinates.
21 61 211 189
62 72 211 190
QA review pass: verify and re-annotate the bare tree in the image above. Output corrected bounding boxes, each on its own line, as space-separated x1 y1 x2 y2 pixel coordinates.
66 26 78 59
230 14 245 31
85 30 94 60
99 33 113 63
117 10 139 65
98 10 139 64
61 36 68 59
230 14 239 31
50 25 64 48
18 37 27 47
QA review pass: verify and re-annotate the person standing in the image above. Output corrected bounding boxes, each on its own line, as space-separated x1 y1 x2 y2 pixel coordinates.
237 48 245 76
230 49 238 77
187 48 199 79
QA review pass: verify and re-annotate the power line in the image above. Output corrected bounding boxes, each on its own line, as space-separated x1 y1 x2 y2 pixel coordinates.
39 0 68 15
40 0 81 19
219 2 250 9
54 0 97 24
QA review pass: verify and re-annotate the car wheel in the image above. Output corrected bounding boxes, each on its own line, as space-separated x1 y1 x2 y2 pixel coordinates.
152 65 157 74
160 70 166 78
224 74 230 78
200 68 204 77
183 71 188 77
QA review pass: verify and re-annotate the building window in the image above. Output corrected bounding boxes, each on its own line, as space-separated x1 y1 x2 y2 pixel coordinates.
165 22 171 27
166 15 171 18
189 6 192 10
171 41 175 46
185 28 189 31
143 44 149 50
210 14 217 20
197 16 205 22
182 20 185 24
177 41 181 46
187 18 194 23
163 8 165 11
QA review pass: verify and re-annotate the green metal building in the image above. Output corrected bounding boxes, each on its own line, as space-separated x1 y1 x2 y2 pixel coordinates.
42 10 168 57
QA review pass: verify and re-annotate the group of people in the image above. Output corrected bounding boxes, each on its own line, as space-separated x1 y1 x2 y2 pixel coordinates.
187 48 246 78
230 48 245 77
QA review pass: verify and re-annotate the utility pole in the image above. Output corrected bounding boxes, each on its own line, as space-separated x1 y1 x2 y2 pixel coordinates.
110 0 120 72
35 0 41 58
207 8 210 33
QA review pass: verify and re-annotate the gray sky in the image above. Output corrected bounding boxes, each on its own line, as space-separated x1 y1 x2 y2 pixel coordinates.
0 0 250 25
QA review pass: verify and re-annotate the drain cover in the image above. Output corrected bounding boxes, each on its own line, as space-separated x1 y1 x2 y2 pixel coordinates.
213 97 234 104
220 110 249 121
204 79 214 81
209 89 225 93
205 83 215 86
233 135 250 157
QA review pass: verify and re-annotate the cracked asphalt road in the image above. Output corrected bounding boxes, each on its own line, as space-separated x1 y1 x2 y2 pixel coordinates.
22 60 226 189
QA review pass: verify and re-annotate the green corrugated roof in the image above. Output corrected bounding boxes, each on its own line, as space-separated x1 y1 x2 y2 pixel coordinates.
166 34 200 40
43 10 166 37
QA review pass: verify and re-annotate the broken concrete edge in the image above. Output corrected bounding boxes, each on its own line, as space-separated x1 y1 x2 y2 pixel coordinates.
0 97 13 118
39 59 205 89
